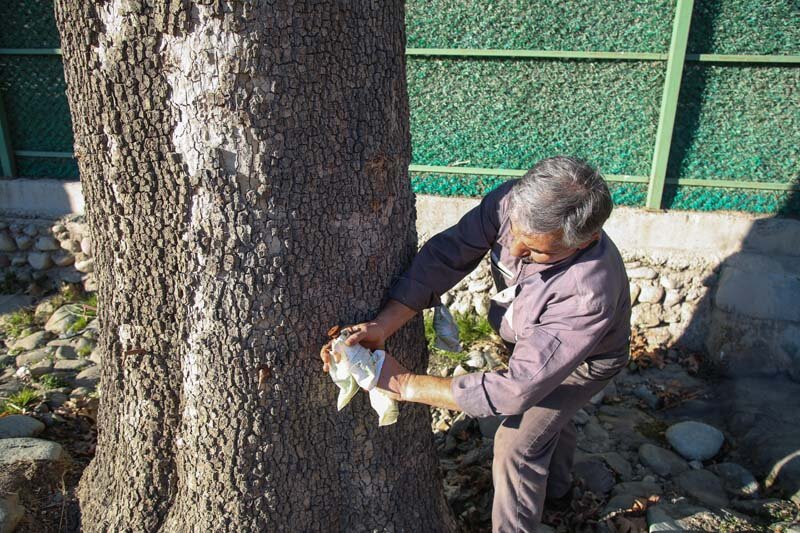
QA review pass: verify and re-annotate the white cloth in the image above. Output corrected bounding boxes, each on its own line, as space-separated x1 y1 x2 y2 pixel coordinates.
328 334 399 426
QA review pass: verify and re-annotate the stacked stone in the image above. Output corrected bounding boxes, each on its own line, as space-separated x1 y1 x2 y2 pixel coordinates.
0 217 94 292
440 253 717 352
624 254 717 351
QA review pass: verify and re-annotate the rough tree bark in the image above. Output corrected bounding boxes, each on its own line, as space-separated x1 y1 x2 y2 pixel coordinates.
54 1 455 531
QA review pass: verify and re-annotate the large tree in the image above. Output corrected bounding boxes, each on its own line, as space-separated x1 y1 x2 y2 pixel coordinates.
54 1 454 530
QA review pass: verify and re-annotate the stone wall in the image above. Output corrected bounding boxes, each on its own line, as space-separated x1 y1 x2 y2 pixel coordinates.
0 217 94 293
441 252 716 353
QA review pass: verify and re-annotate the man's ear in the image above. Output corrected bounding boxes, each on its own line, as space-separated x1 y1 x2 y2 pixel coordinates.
577 231 601 250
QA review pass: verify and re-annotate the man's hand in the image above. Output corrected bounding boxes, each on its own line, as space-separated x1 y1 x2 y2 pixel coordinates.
343 321 387 350
319 340 339 373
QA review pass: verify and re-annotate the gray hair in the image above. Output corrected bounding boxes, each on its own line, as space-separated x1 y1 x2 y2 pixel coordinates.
508 156 613 248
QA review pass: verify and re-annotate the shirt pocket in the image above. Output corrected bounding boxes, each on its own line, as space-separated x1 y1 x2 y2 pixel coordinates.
510 327 561 380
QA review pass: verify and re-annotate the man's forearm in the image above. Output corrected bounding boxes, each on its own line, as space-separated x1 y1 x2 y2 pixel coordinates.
375 299 418 339
399 373 461 412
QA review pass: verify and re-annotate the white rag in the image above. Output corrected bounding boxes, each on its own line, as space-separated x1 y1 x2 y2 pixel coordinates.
327 333 399 426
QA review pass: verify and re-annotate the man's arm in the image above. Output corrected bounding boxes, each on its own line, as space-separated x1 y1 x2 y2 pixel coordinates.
375 353 460 411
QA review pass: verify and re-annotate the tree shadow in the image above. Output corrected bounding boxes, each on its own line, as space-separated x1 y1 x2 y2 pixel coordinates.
666 177 800 505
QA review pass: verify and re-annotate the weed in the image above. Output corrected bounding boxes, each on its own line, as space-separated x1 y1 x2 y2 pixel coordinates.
36 373 69 390
68 315 89 334
1 388 41 414
76 345 92 358
2 308 36 338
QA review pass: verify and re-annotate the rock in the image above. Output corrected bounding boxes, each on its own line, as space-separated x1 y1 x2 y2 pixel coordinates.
599 452 633 480
646 503 714 532
34 236 60 251
0 415 45 439
70 387 92 398
10 330 49 352
601 493 637 518
44 391 69 407
14 235 33 250
15 348 52 367
629 283 641 305
634 384 662 410
659 275 682 291
627 267 658 280
466 350 485 369
467 279 492 293
0 232 15 252
0 494 24 533
708 463 759 498
638 284 665 304
452 365 468 377
689 460 703 470
27 251 52 270
573 458 615 494
596 405 655 451
55 345 77 360
51 250 75 267
731 498 795 518
44 304 83 334
677 469 730 507
29 359 54 377
578 420 612 453
74 365 100 388
0 437 66 464
473 293 490 316
573 409 590 426
54 358 90 371
75 257 94 273
80 237 92 256
51 223 66 233
638 444 689 477
612 480 662 498
665 290 684 309
60 239 81 253
665 421 724 461
23 225 38 237
0 255 8 268
631 303 663 328
56 269 83 283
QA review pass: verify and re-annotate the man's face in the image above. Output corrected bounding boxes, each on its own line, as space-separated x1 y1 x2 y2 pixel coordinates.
509 222 598 265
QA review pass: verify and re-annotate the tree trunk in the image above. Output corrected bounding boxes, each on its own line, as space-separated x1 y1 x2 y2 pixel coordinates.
54 1 454 531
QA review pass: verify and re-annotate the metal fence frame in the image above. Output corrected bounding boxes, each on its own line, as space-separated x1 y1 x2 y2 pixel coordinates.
1 0 799 209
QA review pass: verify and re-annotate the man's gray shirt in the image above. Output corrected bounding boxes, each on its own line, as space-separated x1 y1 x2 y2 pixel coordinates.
389 181 631 418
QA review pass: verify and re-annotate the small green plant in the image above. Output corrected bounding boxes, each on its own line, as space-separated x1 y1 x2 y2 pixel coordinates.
35 373 69 390
76 345 93 358
1 388 41 414
452 312 495 347
68 315 89 334
2 308 36 338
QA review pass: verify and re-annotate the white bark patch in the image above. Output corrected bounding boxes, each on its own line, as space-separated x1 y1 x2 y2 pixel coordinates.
159 5 257 179
94 0 131 70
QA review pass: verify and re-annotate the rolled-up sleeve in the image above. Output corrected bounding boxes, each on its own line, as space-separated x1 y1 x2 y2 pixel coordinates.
451 299 614 418
388 181 512 311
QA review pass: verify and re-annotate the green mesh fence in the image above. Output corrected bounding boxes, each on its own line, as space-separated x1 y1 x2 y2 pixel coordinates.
411 172 649 208
688 0 800 55
0 0 76 179
0 0 60 49
406 0 675 52
0 55 74 153
408 58 665 175
669 64 799 185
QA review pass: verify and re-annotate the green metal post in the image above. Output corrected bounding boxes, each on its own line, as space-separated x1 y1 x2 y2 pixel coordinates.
646 0 694 210
0 96 16 177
